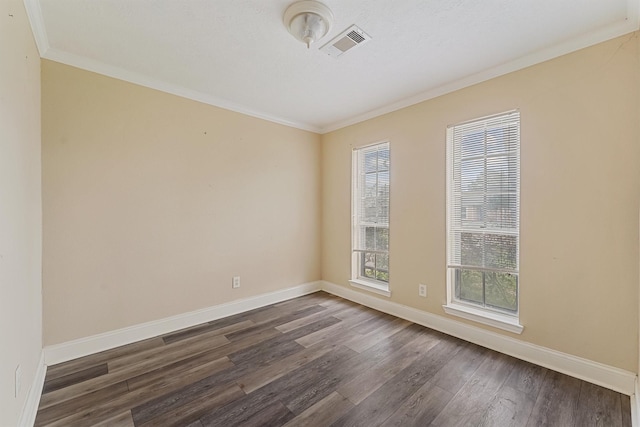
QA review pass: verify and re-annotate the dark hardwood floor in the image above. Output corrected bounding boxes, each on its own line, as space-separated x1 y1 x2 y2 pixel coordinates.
35 291 632 427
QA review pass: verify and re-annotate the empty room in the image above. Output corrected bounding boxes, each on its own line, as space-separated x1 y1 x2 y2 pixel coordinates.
2 0 640 426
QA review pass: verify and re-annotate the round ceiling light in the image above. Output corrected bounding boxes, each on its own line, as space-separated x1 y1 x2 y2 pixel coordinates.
283 1 333 49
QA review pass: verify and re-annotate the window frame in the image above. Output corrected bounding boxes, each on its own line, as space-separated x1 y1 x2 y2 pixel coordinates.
444 111 523 333
350 141 391 297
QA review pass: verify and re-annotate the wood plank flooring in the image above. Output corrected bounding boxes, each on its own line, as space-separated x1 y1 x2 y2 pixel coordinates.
35 291 632 427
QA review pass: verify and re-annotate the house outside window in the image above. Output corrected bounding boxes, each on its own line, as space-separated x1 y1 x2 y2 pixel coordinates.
351 142 390 296
445 111 522 333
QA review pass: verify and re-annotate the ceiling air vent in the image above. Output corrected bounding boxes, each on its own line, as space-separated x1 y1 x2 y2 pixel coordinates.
320 25 371 58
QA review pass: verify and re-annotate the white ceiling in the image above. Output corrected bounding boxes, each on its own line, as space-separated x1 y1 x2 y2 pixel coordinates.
25 0 639 133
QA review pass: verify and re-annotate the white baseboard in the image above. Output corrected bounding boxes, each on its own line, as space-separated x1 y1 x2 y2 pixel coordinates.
18 351 47 427
632 378 640 427
320 280 637 396
44 281 322 365
41 279 637 397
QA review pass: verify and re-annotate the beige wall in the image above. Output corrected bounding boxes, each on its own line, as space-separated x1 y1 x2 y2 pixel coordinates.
40 30 639 372
0 1 43 424
42 61 321 345
322 33 640 371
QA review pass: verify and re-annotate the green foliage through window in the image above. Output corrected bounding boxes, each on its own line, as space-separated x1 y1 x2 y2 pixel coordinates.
455 269 517 312
353 142 390 286
447 111 520 314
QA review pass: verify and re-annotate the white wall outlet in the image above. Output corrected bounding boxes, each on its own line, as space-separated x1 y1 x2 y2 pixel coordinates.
418 284 427 298
15 365 21 398
232 276 240 289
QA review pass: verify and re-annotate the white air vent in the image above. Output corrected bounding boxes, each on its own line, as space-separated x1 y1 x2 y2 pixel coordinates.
320 25 371 58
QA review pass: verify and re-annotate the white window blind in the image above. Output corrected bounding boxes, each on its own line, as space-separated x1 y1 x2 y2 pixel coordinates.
352 142 390 285
447 111 520 313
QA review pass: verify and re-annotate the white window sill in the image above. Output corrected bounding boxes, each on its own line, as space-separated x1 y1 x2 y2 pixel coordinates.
349 279 391 297
443 303 523 334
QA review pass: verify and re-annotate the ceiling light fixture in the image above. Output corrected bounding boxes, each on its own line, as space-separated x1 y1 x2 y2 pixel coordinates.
283 1 333 49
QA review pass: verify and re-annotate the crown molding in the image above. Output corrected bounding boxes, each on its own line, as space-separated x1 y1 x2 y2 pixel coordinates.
319 6 640 133
23 0 640 135
42 48 323 134
22 0 49 56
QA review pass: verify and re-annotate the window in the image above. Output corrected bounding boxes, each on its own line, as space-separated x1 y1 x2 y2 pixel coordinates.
445 111 522 333
351 142 390 296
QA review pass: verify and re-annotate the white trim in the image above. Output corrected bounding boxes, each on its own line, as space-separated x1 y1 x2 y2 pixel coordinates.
632 378 640 427
17 352 46 427
351 141 391 291
40 48 323 134
23 0 322 132
23 0 49 56
319 14 639 133
39 279 638 395
445 111 521 331
443 303 523 334
44 281 322 365
320 280 637 395
24 0 639 135
349 279 391 297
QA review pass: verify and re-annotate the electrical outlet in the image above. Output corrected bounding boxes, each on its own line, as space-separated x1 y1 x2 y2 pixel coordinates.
232 276 240 289
15 365 21 398
418 284 427 298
